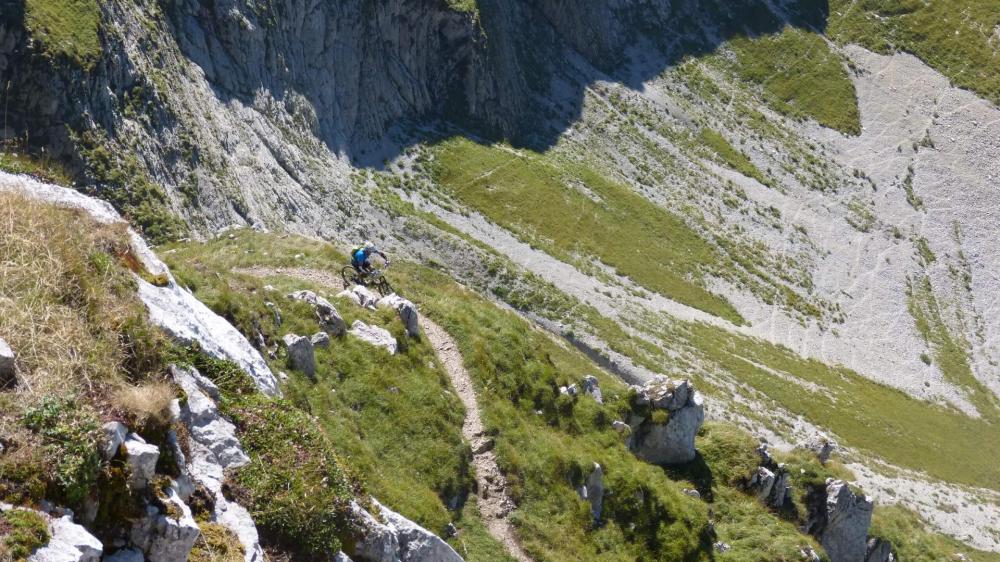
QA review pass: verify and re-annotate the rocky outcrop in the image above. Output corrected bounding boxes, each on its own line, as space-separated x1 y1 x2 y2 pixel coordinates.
378 294 420 338
287 290 347 336
806 479 875 562
351 500 464 562
101 422 128 461
349 321 398 354
865 537 896 562
576 463 604 523
747 443 791 509
129 486 200 562
626 378 704 465
311 331 331 348
282 333 316 377
0 336 15 388
171 365 263 562
339 286 381 310
802 434 838 465
122 434 160 490
580 375 602 404
27 514 102 562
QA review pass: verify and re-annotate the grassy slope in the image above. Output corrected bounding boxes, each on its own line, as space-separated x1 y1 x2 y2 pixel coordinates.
726 26 861 135
430 137 745 324
161 230 1000 560
829 0 1000 105
23 0 101 68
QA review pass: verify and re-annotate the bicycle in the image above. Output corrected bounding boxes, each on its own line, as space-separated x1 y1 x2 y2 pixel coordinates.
341 262 394 296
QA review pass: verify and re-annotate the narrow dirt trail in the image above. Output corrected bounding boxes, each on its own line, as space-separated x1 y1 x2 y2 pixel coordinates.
232 265 533 561
419 318 532 562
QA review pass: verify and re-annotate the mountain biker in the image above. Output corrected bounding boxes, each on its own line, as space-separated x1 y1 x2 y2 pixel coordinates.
350 241 389 275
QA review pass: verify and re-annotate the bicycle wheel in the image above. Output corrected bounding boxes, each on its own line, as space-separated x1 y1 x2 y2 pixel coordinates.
376 278 393 296
340 266 359 287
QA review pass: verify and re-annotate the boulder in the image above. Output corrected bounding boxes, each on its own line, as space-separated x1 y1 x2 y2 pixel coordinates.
130 486 200 562
348 321 397 354
103 549 144 562
311 331 331 348
865 537 896 562
334 553 353 562
802 434 838 465
378 294 420 337
282 334 316 377
559 384 578 397
123 435 160 490
580 375 603 403
287 290 346 335
350 500 464 562
750 467 776 502
0 336 15 388
611 420 630 434
628 378 704 465
101 421 129 460
576 463 604 522
817 480 874 562
338 286 380 310
27 513 103 562
172 366 249 469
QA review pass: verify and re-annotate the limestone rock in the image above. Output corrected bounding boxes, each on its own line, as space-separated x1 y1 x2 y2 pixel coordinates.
123 435 159 490
27 513 102 562
348 321 397 354
750 467 776 502
338 285 380 310
611 420 630 434
130 486 200 562
172 365 262 562
559 384 578 397
865 537 896 562
581 375 602 403
311 331 331 348
378 294 420 337
628 378 704 465
350 500 463 562
0 336 15 388
817 480 874 562
287 290 346 336
576 462 604 522
282 334 316 377
802 433 838 465
334 553 353 562
102 549 144 562
101 421 129 460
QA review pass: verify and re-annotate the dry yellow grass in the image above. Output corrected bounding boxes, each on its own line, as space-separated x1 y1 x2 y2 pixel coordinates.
0 193 163 396
114 381 175 427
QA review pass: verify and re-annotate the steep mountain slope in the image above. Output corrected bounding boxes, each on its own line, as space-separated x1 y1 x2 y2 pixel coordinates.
1 0 999 558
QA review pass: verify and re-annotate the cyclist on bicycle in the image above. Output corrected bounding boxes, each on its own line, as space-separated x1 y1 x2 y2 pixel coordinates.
350 241 389 276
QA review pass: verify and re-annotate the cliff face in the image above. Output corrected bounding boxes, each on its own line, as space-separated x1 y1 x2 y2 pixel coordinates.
0 0 830 235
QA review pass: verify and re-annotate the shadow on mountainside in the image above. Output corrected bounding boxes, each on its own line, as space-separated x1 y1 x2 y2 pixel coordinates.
158 0 830 167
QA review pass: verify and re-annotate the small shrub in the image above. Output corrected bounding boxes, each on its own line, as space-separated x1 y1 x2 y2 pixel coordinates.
189 523 245 562
0 509 50 561
20 398 101 509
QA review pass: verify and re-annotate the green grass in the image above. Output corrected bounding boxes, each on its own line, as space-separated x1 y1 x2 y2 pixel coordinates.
430 137 745 324
162 233 509 555
727 27 861 135
445 0 478 15
870 505 1000 562
829 0 1000 106
164 231 878 562
24 0 101 68
698 129 771 186
0 146 73 186
649 317 1000 490
906 276 994 411
0 508 50 561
